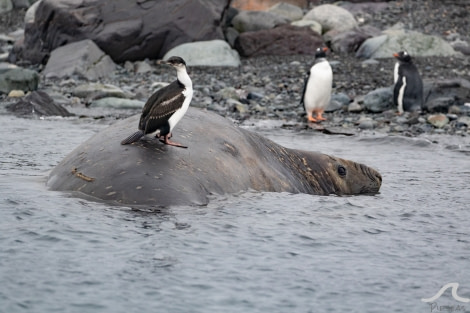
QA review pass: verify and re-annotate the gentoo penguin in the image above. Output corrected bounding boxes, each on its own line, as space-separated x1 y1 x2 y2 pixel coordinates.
121 56 193 147
393 51 423 114
300 46 333 122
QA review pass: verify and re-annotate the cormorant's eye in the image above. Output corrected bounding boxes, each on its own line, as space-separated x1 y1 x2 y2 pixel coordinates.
337 165 347 177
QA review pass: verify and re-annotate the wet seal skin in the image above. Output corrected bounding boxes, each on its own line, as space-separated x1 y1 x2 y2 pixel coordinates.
47 108 382 206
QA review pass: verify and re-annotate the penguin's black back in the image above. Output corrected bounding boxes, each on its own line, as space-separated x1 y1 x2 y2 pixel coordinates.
393 59 423 112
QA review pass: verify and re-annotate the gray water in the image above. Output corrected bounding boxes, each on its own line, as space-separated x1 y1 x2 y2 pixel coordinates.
1 113 469 313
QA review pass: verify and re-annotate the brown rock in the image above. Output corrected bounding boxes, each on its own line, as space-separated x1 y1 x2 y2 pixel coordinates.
234 24 324 57
231 0 308 11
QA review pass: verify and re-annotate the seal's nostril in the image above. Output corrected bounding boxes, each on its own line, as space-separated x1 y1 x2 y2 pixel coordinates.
376 172 382 183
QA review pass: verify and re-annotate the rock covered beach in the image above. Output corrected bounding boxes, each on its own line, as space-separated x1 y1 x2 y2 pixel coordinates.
0 0 469 137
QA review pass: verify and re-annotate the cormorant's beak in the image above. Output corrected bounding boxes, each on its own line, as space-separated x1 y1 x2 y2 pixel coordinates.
157 59 170 66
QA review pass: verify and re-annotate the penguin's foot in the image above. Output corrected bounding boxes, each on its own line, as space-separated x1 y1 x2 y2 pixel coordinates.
160 134 187 148
307 116 318 122
315 111 326 121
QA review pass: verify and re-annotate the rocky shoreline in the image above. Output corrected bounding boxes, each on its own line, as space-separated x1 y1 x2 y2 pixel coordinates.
1 1 469 138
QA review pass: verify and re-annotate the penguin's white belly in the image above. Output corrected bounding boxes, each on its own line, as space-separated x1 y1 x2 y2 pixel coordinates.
304 63 333 111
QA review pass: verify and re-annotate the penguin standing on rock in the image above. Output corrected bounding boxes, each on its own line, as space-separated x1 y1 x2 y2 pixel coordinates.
393 51 423 114
300 46 333 122
121 56 193 148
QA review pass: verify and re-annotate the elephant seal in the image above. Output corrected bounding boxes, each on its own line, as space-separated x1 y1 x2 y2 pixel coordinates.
47 108 382 206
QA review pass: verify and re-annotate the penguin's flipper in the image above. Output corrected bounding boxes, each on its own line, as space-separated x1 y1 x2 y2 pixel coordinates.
121 130 144 145
300 73 310 106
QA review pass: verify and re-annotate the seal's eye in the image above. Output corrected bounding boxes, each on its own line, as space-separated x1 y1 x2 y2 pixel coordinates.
337 165 347 177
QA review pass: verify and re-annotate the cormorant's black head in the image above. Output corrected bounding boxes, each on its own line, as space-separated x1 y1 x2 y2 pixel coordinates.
315 46 328 59
157 56 187 68
393 51 412 63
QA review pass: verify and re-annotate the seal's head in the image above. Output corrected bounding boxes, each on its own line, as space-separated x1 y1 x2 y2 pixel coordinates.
326 155 382 195
300 152 382 195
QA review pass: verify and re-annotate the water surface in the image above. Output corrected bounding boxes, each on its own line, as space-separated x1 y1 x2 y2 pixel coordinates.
1 114 469 313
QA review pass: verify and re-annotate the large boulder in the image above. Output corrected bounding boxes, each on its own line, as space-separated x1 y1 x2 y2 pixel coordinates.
163 40 241 67
330 25 381 54
267 2 304 22
231 10 288 33
303 4 357 34
43 39 117 80
356 29 458 59
234 24 324 57
0 0 13 13
291 19 322 35
19 0 230 64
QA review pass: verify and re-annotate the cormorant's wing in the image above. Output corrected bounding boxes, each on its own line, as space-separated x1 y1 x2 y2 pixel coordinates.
139 80 186 133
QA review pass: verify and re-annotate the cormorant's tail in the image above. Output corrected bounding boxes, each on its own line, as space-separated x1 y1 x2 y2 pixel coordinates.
121 130 144 145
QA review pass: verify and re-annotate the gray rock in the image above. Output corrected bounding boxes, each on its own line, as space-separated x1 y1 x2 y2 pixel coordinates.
43 39 117 80
325 94 346 113
235 24 324 58
133 61 154 74
0 34 15 44
0 64 39 94
19 0 230 64
12 0 35 9
356 29 457 59
163 40 240 67
357 118 377 130
363 87 394 113
0 0 13 13
231 10 289 33
323 100 340 112
331 92 350 107
330 25 381 54
90 97 144 110
451 40 470 55
290 20 322 35
72 83 132 100
216 87 240 101
348 101 363 113
424 97 455 113
456 116 470 127
6 90 72 116
267 2 304 22
361 59 380 66
224 27 239 48
355 34 387 59
423 78 470 112
303 4 357 34
24 0 39 24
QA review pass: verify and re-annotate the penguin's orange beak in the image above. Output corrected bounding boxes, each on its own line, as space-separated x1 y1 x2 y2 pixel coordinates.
393 52 399 57
323 47 329 52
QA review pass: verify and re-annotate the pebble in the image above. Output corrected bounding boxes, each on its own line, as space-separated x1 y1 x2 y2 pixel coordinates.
427 114 449 128
8 89 25 97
